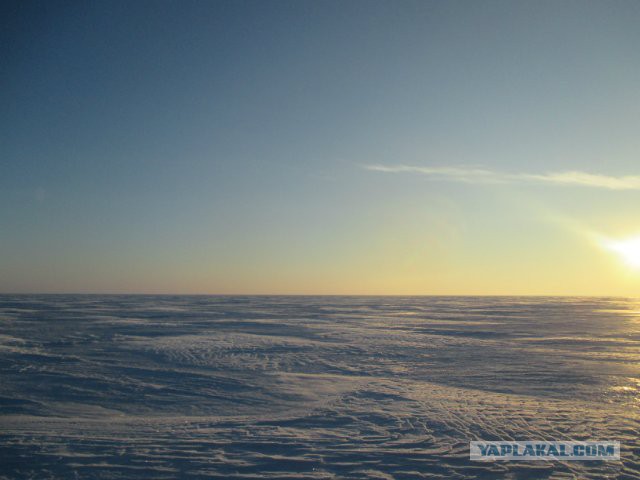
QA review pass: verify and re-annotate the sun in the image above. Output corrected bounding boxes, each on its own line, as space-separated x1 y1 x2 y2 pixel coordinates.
602 235 640 269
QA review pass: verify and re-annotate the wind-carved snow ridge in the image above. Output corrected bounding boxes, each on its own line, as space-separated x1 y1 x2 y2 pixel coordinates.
0 295 639 479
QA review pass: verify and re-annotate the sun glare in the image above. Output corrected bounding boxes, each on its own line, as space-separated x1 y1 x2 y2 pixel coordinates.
602 235 640 269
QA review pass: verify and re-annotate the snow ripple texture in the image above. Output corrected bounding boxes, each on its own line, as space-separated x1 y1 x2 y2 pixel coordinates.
0 295 639 479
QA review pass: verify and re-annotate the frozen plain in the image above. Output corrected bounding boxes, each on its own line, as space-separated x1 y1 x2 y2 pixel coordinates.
0 295 639 479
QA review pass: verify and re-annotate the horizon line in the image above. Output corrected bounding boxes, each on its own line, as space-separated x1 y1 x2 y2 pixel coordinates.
0 292 636 298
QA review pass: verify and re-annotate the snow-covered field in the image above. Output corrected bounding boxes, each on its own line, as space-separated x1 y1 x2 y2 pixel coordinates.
1 295 638 479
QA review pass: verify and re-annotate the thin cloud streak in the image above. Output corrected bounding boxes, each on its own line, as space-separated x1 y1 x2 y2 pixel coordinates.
364 165 640 190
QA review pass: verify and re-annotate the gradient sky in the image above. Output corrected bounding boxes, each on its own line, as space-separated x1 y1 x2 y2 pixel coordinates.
2 0 640 295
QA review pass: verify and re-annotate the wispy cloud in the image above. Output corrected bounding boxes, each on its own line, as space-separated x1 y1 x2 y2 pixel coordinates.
363 165 640 190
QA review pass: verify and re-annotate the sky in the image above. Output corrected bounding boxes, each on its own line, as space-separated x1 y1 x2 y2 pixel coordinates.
2 0 640 295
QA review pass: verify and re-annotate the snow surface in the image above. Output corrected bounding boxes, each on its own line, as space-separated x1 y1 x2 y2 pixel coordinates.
1 295 638 478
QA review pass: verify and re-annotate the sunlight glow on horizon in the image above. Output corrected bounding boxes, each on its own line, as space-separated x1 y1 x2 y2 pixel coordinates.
601 234 640 269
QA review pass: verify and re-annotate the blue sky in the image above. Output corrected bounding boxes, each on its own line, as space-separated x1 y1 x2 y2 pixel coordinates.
2 0 640 294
